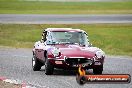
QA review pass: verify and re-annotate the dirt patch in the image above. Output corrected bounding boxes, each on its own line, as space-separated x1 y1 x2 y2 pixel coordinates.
0 80 21 88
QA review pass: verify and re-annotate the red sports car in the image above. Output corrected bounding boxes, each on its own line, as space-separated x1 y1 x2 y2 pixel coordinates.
32 28 105 75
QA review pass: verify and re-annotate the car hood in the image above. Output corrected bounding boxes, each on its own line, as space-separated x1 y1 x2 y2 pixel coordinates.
50 44 101 58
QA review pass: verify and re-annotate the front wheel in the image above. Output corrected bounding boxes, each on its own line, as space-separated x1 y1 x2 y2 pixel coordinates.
44 59 54 75
32 55 43 71
93 65 103 74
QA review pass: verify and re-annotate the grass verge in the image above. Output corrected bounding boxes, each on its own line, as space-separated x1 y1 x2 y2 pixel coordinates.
0 1 132 14
0 24 132 56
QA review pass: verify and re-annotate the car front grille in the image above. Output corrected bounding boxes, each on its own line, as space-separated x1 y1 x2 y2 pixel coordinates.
65 57 93 65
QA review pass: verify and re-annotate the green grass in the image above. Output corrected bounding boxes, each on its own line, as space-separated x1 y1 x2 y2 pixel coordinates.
0 1 132 14
0 24 132 56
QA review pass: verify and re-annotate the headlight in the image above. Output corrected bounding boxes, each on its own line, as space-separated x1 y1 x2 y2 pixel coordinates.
95 50 105 58
52 48 60 57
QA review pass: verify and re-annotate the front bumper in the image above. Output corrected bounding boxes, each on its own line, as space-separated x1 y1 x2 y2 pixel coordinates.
48 56 104 69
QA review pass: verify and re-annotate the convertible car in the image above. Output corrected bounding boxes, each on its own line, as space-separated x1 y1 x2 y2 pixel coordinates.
32 28 105 75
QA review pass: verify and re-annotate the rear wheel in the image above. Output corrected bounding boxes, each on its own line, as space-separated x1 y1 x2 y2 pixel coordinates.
44 59 54 75
32 55 43 71
93 65 103 74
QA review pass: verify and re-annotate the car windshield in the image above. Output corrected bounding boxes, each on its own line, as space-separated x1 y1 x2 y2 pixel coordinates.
46 31 90 46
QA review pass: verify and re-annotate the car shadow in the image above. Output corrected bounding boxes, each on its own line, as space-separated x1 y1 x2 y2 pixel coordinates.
53 69 94 76
40 66 93 76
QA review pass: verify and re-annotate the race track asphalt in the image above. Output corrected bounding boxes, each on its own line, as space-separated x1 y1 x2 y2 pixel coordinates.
0 14 132 24
0 47 132 88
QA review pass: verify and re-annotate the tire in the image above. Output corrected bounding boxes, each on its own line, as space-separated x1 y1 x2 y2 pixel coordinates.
32 55 43 71
44 59 54 75
93 65 103 74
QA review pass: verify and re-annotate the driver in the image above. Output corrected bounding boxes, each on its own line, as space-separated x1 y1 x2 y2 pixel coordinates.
70 33 80 43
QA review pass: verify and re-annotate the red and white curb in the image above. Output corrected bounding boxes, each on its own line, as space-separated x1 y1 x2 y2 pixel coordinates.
0 76 36 88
